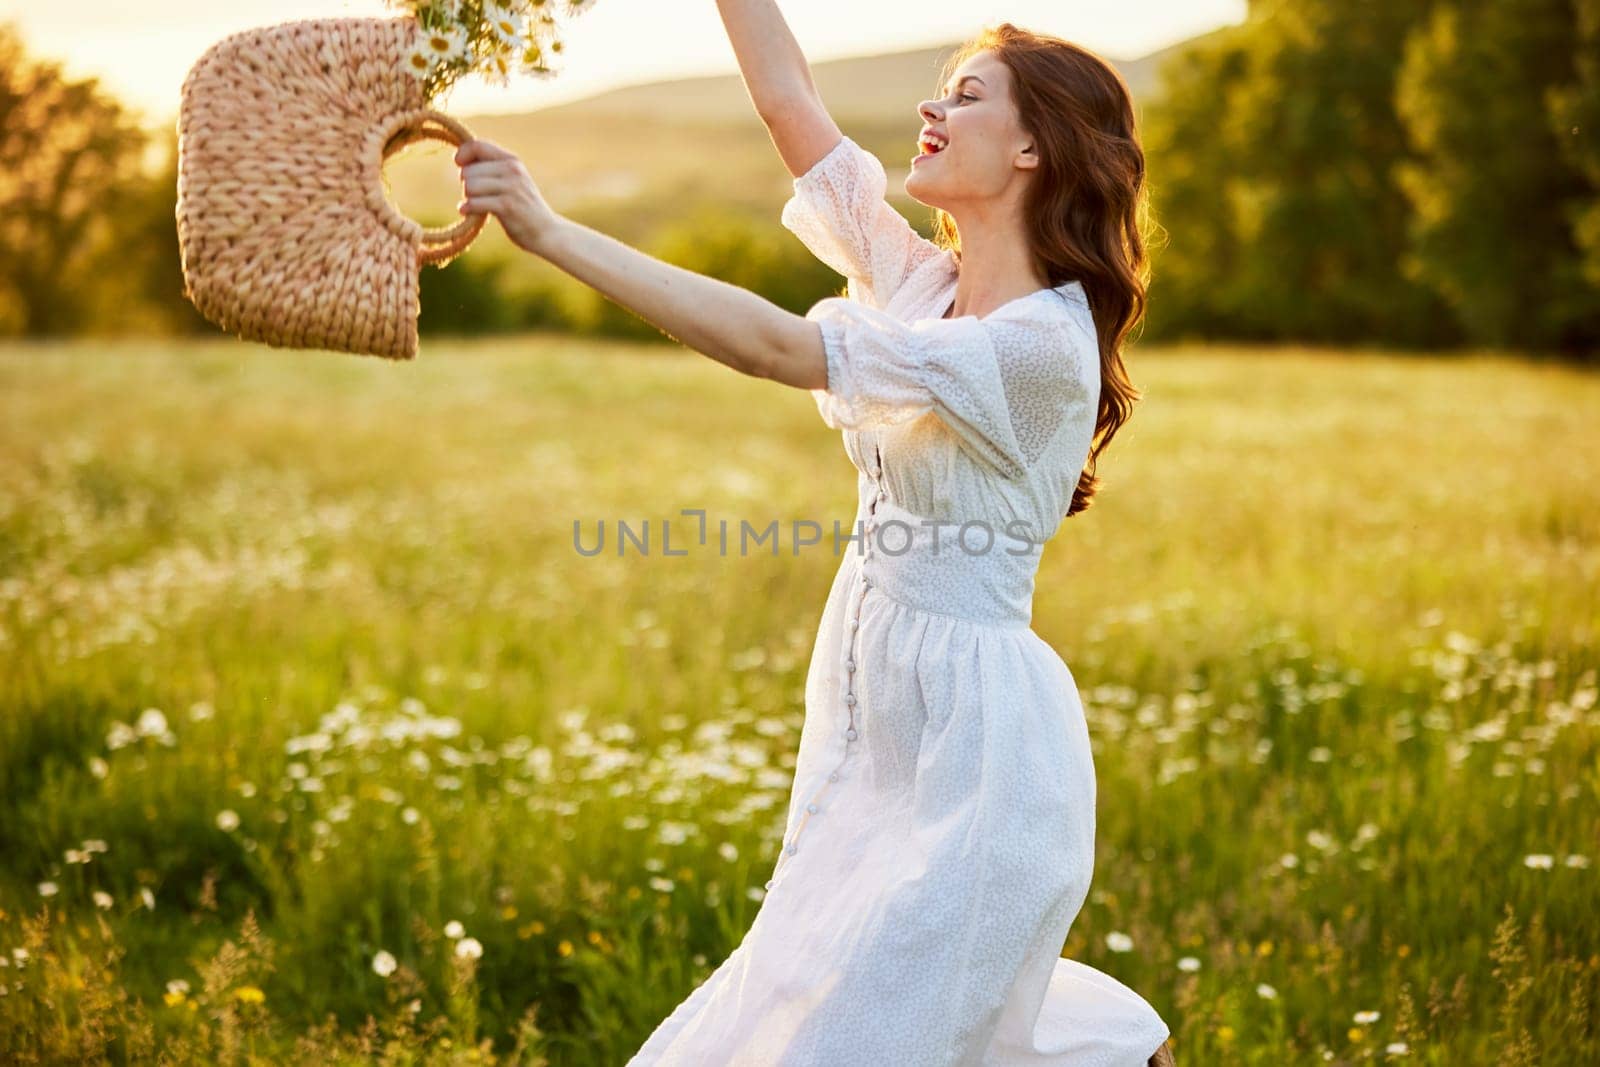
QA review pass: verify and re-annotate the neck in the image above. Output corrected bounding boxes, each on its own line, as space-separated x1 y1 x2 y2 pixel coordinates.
941 203 1050 319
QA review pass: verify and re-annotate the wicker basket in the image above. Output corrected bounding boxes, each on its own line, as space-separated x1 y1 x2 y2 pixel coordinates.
176 16 487 360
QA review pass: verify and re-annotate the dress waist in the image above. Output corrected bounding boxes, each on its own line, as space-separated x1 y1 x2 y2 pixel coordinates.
852 498 1039 628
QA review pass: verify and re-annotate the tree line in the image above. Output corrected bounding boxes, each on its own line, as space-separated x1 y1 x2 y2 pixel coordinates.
3 1 1597 357
1143 0 1599 354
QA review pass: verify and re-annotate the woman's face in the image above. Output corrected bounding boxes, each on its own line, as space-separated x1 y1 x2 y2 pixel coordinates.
906 50 1037 208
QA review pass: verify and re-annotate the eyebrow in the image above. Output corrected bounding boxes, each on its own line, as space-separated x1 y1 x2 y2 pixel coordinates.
941 74 986 95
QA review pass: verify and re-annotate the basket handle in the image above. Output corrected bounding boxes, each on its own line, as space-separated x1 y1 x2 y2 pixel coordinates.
380 108 488 266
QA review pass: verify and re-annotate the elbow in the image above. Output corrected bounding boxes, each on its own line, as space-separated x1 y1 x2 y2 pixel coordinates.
760 316 828 391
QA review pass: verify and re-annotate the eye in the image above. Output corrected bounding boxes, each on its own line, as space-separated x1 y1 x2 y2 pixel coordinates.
959 92 978 102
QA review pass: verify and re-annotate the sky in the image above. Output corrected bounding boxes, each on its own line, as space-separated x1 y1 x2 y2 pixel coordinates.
1 0 1246 128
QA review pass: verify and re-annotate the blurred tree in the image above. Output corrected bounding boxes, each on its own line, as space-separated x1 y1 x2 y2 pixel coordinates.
0 21 151 336
110 127 218 335
1144 2 1456 346
1395 0 1600 354
417 249 519 334
1549 0 1600 295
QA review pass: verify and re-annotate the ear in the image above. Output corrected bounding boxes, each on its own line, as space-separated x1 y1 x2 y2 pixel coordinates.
1016 142 1040 171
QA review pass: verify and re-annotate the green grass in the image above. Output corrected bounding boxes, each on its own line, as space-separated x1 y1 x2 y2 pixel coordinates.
0 335 1596 1064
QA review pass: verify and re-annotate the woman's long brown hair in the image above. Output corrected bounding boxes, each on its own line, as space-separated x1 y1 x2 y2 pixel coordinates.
929 24 1153 517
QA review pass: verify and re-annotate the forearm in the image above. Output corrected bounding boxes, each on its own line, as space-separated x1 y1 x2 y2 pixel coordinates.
715 0 818 115
532 216 827 389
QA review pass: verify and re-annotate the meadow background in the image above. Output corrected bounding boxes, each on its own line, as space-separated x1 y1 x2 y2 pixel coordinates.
3 0 1600 1063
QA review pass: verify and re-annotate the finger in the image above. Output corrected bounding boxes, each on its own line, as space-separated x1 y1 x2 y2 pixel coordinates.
454 138 513 165
461 160 514 181
458 196 497 216
462 175 516 197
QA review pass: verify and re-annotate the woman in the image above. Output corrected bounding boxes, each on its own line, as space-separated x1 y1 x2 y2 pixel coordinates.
454 5 1172 1064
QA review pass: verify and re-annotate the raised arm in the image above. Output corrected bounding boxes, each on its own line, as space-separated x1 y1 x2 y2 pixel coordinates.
715 0 845 179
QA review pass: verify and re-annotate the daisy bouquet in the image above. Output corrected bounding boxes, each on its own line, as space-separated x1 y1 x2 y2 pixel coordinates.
386 0 599 100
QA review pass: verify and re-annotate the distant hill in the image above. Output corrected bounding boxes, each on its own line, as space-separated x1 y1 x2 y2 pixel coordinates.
519 36 1187 124
383 32 1207 255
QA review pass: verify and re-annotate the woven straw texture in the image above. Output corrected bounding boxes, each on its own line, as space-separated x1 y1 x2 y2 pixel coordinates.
176 16 487 360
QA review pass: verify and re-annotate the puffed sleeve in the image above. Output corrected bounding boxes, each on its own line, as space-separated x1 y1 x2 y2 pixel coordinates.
780 135 946 311
806 296 1098 481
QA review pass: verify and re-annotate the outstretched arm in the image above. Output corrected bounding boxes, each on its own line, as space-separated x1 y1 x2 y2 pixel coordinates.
535 214 829 389
716 0 846 179
455 138 828 391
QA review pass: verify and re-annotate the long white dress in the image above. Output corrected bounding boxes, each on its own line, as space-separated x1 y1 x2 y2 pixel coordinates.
625 134 1172 1066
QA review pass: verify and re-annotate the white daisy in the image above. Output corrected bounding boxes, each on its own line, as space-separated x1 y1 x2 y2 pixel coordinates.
402 48 433 81
421 25 469 63
484 4 525 46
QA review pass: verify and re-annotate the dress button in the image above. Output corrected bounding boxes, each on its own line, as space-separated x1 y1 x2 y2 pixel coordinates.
765 879 774 890
828 772 839 782
844 693 856 706
806 803 818 814
846 728 858 741
845 658 855 671
877 489 887 501
849 619 859 631
785 843 797 856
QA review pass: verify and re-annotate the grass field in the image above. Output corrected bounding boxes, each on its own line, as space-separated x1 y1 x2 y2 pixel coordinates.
0 335 1596 1064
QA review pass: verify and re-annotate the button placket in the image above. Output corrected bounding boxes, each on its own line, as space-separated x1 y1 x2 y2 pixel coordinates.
769 443 884 890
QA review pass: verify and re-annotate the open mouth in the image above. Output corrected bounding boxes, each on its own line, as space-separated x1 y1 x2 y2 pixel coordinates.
914 133 948 164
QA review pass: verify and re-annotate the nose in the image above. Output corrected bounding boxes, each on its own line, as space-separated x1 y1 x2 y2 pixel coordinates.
918 98 943 124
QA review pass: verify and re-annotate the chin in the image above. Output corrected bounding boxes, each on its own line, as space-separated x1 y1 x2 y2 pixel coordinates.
904 173 945 209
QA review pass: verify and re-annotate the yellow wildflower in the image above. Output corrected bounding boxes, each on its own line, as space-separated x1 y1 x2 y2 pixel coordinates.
233 985 266 1004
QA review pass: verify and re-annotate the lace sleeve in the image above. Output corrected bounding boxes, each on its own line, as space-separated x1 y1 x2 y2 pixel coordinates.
780 135 946 311
804 296 1097 480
